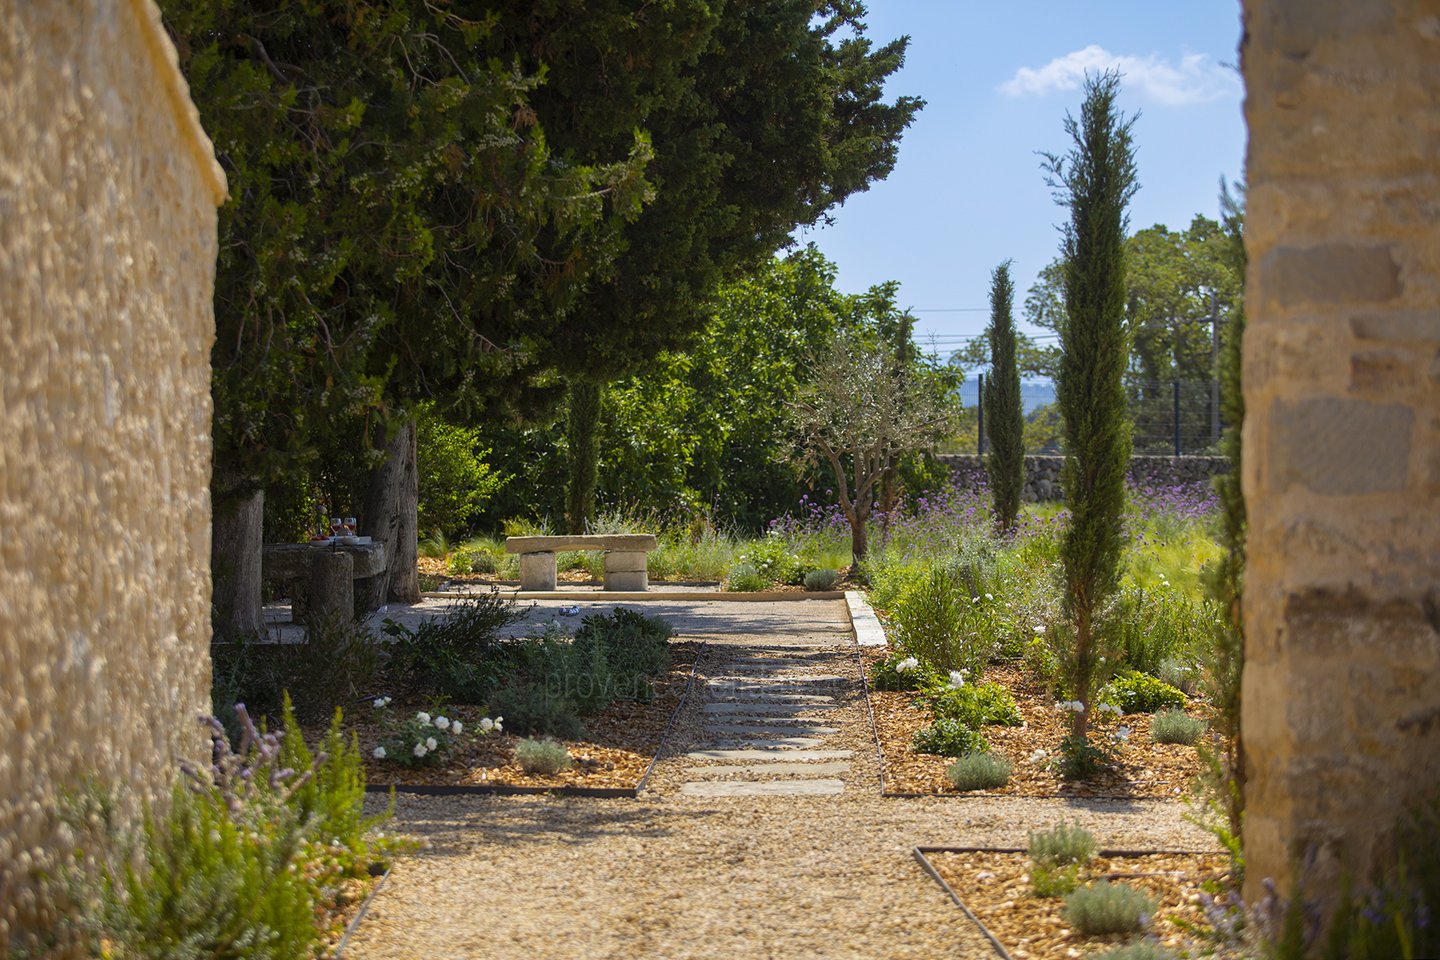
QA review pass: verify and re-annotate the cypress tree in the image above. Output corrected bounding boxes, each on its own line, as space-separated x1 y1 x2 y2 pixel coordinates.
984 260 1025 534
565 380 602 534
1042 71 1138 753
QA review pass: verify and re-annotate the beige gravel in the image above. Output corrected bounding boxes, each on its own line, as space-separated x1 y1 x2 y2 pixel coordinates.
343 599 1213 960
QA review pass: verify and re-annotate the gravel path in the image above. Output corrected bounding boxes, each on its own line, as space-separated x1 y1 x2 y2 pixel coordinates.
344 599 1211 960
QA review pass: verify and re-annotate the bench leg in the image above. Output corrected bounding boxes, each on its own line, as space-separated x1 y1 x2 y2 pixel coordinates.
519 551 558 591
603 551 648 591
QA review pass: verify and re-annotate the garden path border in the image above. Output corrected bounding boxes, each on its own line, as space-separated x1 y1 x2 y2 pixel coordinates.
333 865 391 959
422 590 847 602
911 844 1223 960
361 640 706 799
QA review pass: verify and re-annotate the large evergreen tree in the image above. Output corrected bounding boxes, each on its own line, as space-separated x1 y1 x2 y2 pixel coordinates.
984 260 1025 534
499 1 924 530
1041 71 1138 759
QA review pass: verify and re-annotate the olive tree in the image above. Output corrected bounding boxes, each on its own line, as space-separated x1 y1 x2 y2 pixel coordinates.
790 332 953 572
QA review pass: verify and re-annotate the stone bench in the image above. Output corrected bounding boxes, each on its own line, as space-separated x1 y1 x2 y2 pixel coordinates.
503 534 658 591
262 541 388 623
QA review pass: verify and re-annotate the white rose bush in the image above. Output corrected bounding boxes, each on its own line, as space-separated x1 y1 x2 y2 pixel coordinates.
370 699 503 769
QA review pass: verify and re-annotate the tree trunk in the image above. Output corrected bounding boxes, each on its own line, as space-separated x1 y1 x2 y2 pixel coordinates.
848 507 869 574
305 550 354 628
566 379 602 534
362 417 420 603
211 488 264 639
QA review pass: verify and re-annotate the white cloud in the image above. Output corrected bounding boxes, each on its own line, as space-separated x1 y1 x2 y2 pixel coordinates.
999 45 1241 106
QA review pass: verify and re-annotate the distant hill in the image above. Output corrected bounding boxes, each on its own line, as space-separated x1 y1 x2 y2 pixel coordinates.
956 379 1056 415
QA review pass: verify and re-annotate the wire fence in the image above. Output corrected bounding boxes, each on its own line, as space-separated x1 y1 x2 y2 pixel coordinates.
974 377 1227 457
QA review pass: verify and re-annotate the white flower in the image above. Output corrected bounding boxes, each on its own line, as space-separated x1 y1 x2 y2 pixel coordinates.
1028 748 1049 764
372 746 387 759
479 718 494 733
971 596 980 604
947 670 967 690
413 742 428 758
434 716 451 731
494 718 503 732
451 721 463 735
416 711 431 725
896 656 919 673
984 593 994 601
1033 624 1046 635
425 736 438 751
1113 725 1132 742
1098 702 1122 716
372 696 391 709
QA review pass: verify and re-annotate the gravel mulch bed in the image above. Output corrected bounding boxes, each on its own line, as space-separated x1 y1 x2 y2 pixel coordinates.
863 650 1215 799
923 848 1232 960
301 641 701 792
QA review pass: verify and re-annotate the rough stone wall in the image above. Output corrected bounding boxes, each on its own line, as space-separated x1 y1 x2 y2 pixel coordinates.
1241 0 1440 905
938 454 1229 501
0 0 225 944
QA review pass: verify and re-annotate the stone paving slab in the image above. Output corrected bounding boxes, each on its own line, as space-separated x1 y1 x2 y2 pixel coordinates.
685 748 855 761
702 702 839 714
704 723 840 736
680 779 846 797
704 691 836 703
699 714 839 727
703 736 825 750
683 761 852 778
705 675 848 685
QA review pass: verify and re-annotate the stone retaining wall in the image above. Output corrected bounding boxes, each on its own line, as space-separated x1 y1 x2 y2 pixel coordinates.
935 454 1229 501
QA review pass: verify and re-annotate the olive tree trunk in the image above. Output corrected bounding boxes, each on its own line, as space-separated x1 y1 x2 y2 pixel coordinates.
211 488 264 639
362 418 420 603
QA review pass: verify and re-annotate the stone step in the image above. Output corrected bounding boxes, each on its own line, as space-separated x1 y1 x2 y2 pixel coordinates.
686 748 854 762
683 761 850 778
680 779 845 798
705 675 847 685
700 714 834 727
705 692 836 704
701 736 824 750
704 723 839 737
702 702 838 715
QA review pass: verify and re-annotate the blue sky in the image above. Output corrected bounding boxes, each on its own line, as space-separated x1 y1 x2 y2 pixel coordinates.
798 1 1247 358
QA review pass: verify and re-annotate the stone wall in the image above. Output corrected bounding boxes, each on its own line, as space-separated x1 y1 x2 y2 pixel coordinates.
1241 0 1440 907
0 0 225 945
937 454 1229 501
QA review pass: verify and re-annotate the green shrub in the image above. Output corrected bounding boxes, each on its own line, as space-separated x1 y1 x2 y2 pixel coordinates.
78 703 396 960
1030 863 1082 898
1054 732 1119 781
928 681 1023 728
803 568 842 592
1150 708 1206 745
381 593 524 703
489 680 585 739
1101 670 1186 714
1028 822 1098 868
447 548 478 575
912 719 988 757
515 737 573 775
1089 941 1178 960
724 562 769 592
1156 656 1199 695
416 401 507 539
1063 881 1157 936
211 615 379 724
736 535 804 586
1112 583 1211 676
945 752 1012 791
890 563 989 678
871 651 939 691
417 572 445 592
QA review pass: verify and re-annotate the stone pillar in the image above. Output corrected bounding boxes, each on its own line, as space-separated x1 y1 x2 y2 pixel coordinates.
519 552 558 591
604 551 649 592
1241 0 1440 906
306 551 354 627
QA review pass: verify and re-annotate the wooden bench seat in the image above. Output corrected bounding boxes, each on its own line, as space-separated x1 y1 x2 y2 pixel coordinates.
503 534 658 591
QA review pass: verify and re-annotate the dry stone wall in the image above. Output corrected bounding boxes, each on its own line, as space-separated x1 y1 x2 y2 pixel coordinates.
937 454 1229 502
1241 0 1440 907
0 0 225 945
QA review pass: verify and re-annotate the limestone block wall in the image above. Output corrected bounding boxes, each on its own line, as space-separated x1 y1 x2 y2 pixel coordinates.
0 0 225 944
1241 0 1440 905
937 454 1229 502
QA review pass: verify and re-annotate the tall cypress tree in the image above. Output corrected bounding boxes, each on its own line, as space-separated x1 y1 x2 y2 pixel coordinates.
984 260 1025 534
1042 71 1138 756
